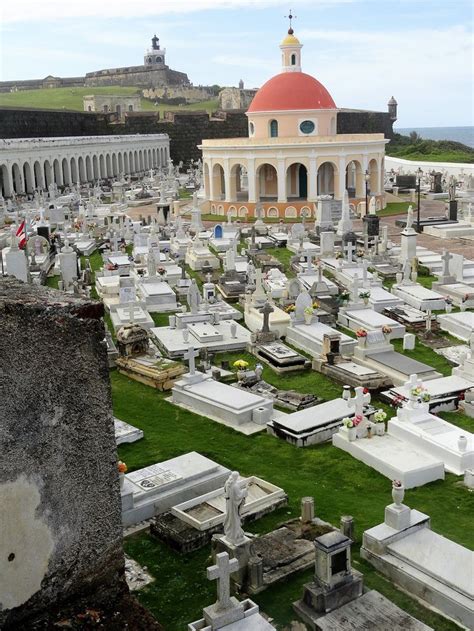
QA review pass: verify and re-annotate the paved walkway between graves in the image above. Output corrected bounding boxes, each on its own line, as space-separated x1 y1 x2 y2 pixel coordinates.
125 199 473 257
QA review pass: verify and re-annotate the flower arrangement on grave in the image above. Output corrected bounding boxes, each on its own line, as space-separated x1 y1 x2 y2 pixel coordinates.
342 417 354 428
335 251 343 259
382 325 392 335
445 296 453 305
356 248 365 258
393 393 405 408
304 306 314 315
339 290 350 302
157 267 166 276
118 461 128 474
285 304 296 313
312 301 320 309
353 414 363 427
392 479 402 488
233 359 249 370
463 293 473 302
374 409 387 423
359 290 371 300
410 385 431 403
356 328 368 338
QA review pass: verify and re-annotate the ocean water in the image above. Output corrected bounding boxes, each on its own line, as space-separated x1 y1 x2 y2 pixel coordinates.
395 126 474 148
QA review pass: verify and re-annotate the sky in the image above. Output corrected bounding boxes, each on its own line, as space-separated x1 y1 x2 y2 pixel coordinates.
0 0 473 127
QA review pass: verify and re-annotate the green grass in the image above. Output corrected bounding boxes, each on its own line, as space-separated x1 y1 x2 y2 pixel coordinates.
0 86 218 114
376 201 413 217
114 369 473 631
387 149 474 163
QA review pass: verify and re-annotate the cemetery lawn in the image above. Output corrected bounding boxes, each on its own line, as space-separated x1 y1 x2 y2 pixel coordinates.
0 86 219 114
376 201 412 217
114 361 473 631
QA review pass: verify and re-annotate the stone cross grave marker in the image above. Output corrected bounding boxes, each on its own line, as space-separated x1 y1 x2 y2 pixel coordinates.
259 301 274 333
349 386 371 418
183 345 199 375
344 240 355 263
351 272 361 303
207 552 239 612
441 249 453 277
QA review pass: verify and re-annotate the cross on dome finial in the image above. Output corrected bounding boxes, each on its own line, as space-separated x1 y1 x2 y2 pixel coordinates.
285 9 297 34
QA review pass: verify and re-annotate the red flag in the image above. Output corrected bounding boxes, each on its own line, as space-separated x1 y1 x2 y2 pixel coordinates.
16 220 26 248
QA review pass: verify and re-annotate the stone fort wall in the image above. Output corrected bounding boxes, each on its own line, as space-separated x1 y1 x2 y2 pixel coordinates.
0 107 393 165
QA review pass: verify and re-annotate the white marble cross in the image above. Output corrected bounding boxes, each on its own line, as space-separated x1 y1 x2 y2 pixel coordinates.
344 240 355 263
348 386 371 418
441 249 452 277
403 373 422 407
207 552 239 612
351 273 361 303
183 345 199 375
425 309 432 333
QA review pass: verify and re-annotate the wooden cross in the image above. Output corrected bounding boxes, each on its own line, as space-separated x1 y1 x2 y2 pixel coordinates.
183 345 199 375
207 552 239 611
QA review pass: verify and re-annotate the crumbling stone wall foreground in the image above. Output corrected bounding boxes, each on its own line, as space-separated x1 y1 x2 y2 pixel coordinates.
0 279 127 628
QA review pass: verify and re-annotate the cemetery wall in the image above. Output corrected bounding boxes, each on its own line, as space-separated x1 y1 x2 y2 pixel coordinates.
84 66 189 88
0 278 125 628
0 107 393 163
337 109 394 139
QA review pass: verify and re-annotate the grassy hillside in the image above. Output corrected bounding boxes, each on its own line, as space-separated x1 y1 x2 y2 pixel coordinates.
387 132 474 163
0 86 218 114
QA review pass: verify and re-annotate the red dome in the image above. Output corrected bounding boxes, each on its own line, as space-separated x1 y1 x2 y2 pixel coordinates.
248 72 336 113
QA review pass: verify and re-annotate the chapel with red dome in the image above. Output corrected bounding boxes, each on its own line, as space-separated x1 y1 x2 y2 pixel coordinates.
201 26 389 219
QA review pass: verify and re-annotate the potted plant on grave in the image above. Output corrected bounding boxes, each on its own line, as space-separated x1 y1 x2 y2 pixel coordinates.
356 328 368 346
392 479 405 506
356 248 365 258
335 251 343 259
304 306 314 325
445 296 453 313
339 290 350 304
373 409 387 435
233 359 249 380
342 417 357 442
118 460 128 490
359 290 371 305
285 304 295 314
381 325 392 341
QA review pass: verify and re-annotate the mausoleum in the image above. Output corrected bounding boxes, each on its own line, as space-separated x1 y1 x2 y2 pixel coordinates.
201 26 388 219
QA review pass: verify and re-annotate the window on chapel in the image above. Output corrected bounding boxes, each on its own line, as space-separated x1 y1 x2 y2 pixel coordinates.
270 120 278 138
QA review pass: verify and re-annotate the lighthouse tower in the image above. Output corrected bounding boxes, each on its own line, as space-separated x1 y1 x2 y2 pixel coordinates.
144 34 166 68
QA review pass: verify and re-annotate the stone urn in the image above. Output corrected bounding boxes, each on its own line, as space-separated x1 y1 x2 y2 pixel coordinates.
363 297 369 306
348 426 357 442
445 303 453 314
119 473 125 491
375 422 385 436
304 311 313 325
230 321 237 339
392 483 405 506
458 435 468 452
358 335 367 348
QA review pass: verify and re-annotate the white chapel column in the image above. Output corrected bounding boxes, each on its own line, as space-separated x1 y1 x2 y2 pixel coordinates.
338 156 347 200
223 158 231 202
308 156 317 201
277 158 286 202
247 157 256 203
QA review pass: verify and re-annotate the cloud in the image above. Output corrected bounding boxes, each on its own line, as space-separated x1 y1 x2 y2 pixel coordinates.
298 25 473 126
1 0 353 24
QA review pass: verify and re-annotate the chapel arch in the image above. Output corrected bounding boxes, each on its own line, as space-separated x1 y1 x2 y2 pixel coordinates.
211 163 225 200
345 160 364 198
229 163 248 202
317 161 337 196
256 163 278 201
286 162 308 201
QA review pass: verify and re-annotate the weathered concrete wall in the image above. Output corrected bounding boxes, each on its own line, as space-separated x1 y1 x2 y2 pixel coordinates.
0 278 125 629
85 66 189 88
337 109 394 139
143 85 215 103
